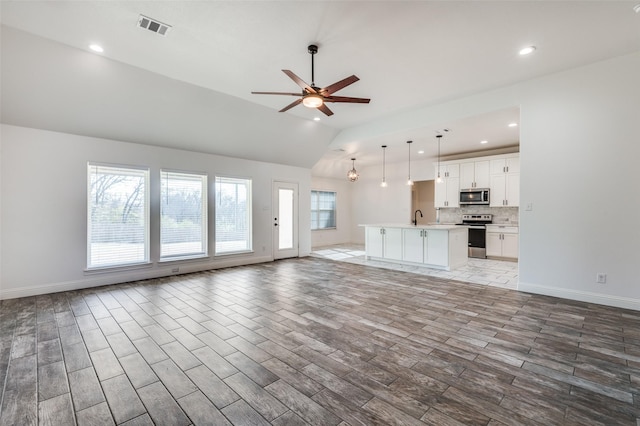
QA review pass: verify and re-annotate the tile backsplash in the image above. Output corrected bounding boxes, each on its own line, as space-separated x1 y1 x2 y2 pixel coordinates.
438 207 519 225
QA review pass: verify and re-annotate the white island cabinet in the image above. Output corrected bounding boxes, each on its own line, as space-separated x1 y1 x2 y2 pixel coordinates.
363 224 468 271
365 226 403 260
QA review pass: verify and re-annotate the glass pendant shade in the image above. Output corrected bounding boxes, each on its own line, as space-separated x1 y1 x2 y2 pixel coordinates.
347 158 359 182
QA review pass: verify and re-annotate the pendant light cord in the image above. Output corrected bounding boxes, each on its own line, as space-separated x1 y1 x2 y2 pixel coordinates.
437 134 441 177
407 141 412 181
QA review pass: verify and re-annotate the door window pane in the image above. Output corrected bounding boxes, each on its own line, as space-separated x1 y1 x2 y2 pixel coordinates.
278 188 294 249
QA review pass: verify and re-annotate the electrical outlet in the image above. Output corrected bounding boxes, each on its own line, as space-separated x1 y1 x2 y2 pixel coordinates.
171 267 179 273
596 273 607 284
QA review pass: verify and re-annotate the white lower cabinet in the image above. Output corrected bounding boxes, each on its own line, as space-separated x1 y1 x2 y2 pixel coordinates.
402 228 448 267
486 225 519 259
365 226 402 260
364 225 467 270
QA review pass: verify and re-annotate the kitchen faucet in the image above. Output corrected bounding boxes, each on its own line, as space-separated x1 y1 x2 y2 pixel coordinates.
413 209 423 226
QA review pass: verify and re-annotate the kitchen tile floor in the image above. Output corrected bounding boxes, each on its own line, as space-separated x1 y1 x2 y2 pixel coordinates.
311 244 519 289
2 257 640 425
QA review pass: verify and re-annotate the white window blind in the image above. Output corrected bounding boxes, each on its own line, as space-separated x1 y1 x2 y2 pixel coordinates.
215 176 252 254
87 164 149 268
161 170 207 259
311 190 336 230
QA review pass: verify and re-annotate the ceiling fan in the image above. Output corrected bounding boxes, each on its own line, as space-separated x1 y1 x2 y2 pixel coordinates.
251 44 371 116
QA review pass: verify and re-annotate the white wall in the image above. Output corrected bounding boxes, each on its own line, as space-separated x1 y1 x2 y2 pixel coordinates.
517 52 640 309
0 125 311 299
350 161 419 243
310 176 353 248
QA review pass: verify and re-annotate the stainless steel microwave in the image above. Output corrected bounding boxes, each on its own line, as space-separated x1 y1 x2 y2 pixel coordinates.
459 188 490 205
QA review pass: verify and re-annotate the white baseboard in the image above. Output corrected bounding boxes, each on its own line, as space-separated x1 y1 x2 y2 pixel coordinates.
518 281 640 311
0 255 273 300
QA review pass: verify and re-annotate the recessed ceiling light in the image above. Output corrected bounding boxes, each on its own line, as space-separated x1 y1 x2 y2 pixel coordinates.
519 46 536 56
634 4 640 13
418 150 424 154
89 44 104 53
480 140 488 144
313 117 320 121
508 122 518 127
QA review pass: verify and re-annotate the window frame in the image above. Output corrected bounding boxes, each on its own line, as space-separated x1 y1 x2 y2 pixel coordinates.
311 190 337 231
86 162 150 271
214 176 253 256
159 169 208 262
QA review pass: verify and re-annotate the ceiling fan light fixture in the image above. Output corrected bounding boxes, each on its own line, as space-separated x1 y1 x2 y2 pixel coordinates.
302 94 323 108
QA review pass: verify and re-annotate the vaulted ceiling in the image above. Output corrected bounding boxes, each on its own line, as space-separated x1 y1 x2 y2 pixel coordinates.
1 1 638 177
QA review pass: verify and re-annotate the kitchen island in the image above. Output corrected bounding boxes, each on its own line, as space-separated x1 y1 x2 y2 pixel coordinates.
362 224 468 271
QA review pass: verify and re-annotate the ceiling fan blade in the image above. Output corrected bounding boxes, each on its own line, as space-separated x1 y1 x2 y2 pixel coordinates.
251 91 302 96
322 75 359 95
279 98 303 113
317 104 334 116
282 70 316 93
323 95 371 104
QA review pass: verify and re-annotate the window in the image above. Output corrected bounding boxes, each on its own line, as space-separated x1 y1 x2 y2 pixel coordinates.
311 190 336 230
215 177 252 254
161 170 207 259
87 163 149 268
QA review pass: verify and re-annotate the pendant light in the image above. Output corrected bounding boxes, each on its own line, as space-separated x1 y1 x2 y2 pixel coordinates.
436 134 443 184
380 145 388 187
347 158 359 182
406 140 413 186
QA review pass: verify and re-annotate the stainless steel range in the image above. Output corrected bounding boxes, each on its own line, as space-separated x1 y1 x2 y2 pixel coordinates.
457 214 492 259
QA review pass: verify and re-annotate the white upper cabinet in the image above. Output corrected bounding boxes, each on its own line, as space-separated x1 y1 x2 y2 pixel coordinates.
435 154 518 208
489 156 520 207
460 160 490 189
434 164 460 208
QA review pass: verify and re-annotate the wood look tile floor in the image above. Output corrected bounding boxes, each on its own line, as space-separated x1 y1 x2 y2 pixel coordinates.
2 257 640 425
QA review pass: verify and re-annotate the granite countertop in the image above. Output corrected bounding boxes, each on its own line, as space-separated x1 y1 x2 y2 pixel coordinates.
360 223 464 230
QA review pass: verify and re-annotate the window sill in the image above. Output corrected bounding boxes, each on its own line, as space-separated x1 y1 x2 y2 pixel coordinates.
84 262 153 275
312 228 337 231
214 250 254 257
158 254 210 264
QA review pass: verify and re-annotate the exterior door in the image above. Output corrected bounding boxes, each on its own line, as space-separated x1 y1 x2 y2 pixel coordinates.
273 181 298 259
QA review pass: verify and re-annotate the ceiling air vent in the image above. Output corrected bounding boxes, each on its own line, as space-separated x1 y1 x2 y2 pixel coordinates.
137 15 171 36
